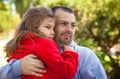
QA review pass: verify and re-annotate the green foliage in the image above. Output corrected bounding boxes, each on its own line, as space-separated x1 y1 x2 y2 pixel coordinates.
0 0 10 11
32 0 74 9
74 0 120 78
76 38 97 49
14 0 30 17
0 11 20 33
0 11 13 32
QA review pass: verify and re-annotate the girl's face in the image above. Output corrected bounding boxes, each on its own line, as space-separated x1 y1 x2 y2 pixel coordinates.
38 17 55 39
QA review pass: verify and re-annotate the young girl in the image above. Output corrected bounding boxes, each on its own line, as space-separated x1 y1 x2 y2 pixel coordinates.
4 7 78 79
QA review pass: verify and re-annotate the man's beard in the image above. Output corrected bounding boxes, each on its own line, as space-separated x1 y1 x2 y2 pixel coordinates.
54 35 73 47
60 36 72 45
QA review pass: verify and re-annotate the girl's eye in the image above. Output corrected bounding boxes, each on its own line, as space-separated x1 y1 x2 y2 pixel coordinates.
45 26 50 29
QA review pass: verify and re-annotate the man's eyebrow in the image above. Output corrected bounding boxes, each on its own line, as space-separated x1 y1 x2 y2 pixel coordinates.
59 20 67 22
72 22 75 24
59 20 75 24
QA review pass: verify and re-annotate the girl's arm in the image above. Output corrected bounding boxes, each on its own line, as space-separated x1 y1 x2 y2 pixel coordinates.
34 39 78 79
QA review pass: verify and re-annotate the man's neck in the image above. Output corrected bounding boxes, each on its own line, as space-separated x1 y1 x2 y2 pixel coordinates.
55 41 64 48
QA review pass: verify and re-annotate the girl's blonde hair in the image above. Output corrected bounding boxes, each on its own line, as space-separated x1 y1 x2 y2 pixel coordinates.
4 7 54 57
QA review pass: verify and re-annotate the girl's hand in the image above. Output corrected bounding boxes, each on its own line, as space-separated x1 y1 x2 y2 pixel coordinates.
64 45 74 52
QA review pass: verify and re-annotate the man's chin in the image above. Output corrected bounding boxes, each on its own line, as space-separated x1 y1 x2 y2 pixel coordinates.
62 39 71 45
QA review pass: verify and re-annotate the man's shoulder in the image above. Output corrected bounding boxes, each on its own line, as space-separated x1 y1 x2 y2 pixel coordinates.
73 43 93 53
72 43 97 57
71 41 96 56
76 45 93 52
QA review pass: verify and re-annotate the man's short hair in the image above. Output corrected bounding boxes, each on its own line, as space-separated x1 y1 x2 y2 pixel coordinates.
51 6 73 14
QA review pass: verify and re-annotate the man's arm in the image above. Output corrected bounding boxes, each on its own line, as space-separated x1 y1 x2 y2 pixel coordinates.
0 54 46 79
0 59 21 79
73 46 107 79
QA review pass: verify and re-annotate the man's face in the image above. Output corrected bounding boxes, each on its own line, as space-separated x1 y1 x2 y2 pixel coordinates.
54 9 76 47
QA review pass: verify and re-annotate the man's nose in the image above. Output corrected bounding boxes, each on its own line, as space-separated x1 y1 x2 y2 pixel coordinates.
66 25 73 33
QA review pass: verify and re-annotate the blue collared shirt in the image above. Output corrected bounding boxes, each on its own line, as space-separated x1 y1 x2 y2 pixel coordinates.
0 59 22 79
70 41 107 79
0 41 107 79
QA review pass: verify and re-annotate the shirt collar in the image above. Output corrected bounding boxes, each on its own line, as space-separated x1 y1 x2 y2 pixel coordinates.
58 40 76 53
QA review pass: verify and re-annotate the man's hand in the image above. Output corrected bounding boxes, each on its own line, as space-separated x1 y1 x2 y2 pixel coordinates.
20 54 46 77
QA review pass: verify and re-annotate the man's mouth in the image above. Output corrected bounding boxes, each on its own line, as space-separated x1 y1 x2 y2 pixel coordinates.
62 34 71 38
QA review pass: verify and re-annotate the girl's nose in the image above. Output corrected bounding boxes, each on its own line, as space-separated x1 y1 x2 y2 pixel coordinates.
51 30 55 37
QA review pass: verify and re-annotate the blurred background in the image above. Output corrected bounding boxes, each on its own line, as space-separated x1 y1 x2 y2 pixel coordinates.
0 0 120 79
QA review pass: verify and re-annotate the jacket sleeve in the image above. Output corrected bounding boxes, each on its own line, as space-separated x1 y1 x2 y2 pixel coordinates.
0 59 22 79
33 39 78 79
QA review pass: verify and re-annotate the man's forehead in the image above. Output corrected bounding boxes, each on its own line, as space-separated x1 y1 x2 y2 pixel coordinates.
55 10 75 23
58 19 75 24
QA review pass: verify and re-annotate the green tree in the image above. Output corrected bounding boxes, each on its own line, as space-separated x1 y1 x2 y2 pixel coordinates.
0 0 20 35
74 0 120 78
9 0 31 17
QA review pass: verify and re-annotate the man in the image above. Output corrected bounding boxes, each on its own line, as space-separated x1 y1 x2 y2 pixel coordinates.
52 6 107 79
0 6 107 79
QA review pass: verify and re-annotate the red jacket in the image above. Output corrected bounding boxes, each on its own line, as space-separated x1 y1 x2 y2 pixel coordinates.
8 33 78 79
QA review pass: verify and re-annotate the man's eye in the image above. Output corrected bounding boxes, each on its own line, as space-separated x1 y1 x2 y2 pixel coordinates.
72 24 75 27
61 22 66 25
